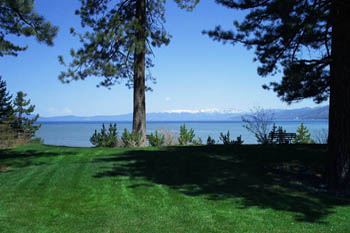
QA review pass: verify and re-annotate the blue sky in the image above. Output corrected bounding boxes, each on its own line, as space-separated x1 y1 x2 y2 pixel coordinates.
1 0 328 117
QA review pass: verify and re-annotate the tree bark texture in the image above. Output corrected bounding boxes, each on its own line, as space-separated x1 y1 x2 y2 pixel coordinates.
133 0 147 146
327 0 350 191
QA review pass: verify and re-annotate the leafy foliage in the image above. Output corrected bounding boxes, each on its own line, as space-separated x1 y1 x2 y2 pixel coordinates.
59 0 199 88
192 137 203 146
12 91 41 138
121 128 142 148
0 123 16 149
293 123 312 144
234 135 244 145
206 136 216 145
204 0 331 104
219 131 244 145
30 137 44 144
0 0 58 57
0 76 13 122
178 124 195 145
90 123 118 147
58 0 198 144
0 86 40 147
219 131 233 145
148 130 165 147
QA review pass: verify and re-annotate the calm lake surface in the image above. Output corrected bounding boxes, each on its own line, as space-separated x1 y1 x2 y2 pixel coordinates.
35 121 328 147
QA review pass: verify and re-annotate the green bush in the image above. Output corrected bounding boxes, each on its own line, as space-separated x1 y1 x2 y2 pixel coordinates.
192 137 203 146
219 131 244 145
148 130 165 147
30 137 44 144
178 124 195 145
207 136 216 145
293 123 312 144
121 128 142 147
219 131 233 145
90 123 118 147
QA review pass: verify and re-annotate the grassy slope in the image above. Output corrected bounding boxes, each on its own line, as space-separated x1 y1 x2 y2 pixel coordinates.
0 143 349 233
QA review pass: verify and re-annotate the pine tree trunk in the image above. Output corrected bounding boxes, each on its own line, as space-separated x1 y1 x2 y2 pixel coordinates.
327 0 350 191
133 0 147 146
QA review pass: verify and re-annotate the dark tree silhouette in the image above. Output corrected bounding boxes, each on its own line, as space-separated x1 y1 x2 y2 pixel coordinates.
204 0 350 191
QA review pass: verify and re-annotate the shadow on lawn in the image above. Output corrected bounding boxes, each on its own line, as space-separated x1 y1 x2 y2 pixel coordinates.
0 147 77 168
92 145 350 223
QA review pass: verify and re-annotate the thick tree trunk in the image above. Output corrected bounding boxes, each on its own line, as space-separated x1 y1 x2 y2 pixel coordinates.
327 0 350 191
133 0 147 146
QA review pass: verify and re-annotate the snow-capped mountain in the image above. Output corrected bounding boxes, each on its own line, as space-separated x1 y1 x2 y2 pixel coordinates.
38 106 328 122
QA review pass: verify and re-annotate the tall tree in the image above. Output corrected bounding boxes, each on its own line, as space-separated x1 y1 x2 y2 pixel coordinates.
13 91 40 138
204 0 350 191
59 0 199 145
0 0 58 57
0 76 13 123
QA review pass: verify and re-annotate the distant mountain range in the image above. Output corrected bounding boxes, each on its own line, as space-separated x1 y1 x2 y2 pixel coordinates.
38 106 329 122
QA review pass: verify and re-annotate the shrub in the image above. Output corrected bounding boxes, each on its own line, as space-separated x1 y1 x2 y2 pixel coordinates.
121 128 142 147
0 122 33 148
235 135 244 145
207 136 216 145
90 123 118 147
192 137 203 146
293 123 312 144
178 124 195 145
219 131 233 145
148 130 165 147
242 107 274 144
30 137 44 144
158 129 178 146
219 131 244 145
0 123 18 149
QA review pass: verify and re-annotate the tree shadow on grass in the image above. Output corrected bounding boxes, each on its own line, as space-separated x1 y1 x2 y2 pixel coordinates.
0 147 78 168
92 145 350 223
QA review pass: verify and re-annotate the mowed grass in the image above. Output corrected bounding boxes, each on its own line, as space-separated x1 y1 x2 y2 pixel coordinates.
0 143 349 233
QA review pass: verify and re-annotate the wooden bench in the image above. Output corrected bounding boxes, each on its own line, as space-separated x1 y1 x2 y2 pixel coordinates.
268 132 296 144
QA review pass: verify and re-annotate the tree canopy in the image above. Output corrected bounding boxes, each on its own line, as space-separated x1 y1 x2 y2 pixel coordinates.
13 91 40 136
205 0 350 191
0 76 13 122
59 0 199 145
59 0 199 88
204 0 331 104
0 0 58 57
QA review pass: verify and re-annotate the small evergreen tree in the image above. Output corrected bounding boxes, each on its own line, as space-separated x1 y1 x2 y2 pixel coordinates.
207 136 216 145
12 91 41 138
178 124 195 145
121 128 142 148
0 76 13 123
293 123 312 144
148 130 165 147
90 123 118 147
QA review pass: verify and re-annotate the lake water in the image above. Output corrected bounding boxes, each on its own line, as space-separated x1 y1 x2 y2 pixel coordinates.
35 121 328 147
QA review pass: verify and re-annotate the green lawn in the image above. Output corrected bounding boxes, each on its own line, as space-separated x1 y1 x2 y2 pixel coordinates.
0 143 349 233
